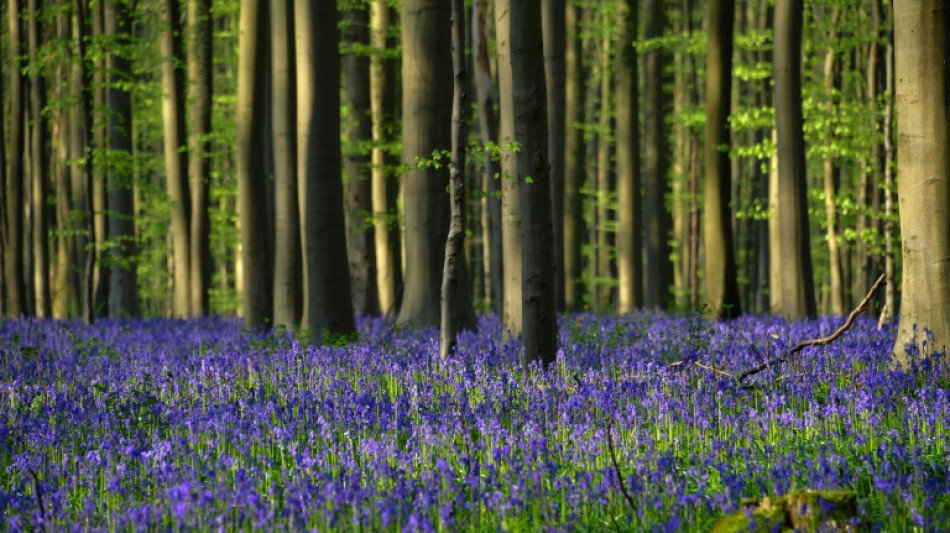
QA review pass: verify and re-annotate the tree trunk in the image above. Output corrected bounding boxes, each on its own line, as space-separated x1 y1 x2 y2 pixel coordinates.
160 0 192 317
398 0 452 327
29 0 51 318
703 0 742 318
893 0 949 365
508 0 558 370
270 0 299 327
563 2 586 310
369 1 402 317
344 5 380 318
53 11 78 318
91 0 109 315
882 7 896 322
616 0 643 313
71 0 96 324
472 0 503 317
643 0 673 310
296 0 355 336
4 0 27 317
770 0 815 319
237 0 271 329
542 0 565 311
441 0 468 359
595 28 614 311
188 0 212 315
822 9 845 316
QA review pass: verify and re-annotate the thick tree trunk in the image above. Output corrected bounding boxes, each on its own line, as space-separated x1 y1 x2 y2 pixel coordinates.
344 5 380 318
5 0 27 317
29 0 51 317
508 0 558 370
270 0 299 327
893 0 949 365
397 0 452 327
441 0 468 359
542 0 565 311
296 0 355 336
616 0 642 313
369 1 402 317
703 0 742 318
160 0 192 317
472 0 503 317
643 0 673 310
237 0 272 329
770 0 815 319
188 0 212 315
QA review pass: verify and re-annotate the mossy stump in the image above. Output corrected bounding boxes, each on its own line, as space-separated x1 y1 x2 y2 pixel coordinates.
710 489 859 532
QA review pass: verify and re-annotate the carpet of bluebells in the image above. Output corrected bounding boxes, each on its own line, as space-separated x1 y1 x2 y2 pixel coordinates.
1 312 948 531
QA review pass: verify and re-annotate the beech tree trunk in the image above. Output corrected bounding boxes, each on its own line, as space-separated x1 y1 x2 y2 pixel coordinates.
563 2 586 310
822 9 845 316
4 0 27 317
542 0 565 311
29 0 51 317
187 0 212 315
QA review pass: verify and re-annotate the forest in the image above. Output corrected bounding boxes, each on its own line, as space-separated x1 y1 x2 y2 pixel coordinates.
1 0 949 529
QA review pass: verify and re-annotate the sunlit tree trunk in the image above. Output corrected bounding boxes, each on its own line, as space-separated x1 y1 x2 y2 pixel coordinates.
237 0 271 328
344 5 380 317
187 0 212 315
821 9 845 316
703 0 742 318
893 0 949 365
770 0 815 319
91 0 109 315
71 0 96 324
296 0 355 336
594 26 614 311
53 11 78 318
616 0 642 313
369 1 401 317
28 0 51 317
160 0 192 317
4 0 27 317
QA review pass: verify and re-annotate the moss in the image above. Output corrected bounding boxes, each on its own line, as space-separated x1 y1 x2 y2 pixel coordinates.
710 489 859 533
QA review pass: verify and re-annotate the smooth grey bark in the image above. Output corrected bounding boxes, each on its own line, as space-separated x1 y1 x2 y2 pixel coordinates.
296 0 355 336
702 0 742 318
160 0 191 317
542 0 565 311
91 0 109 315
237 0 272 328
187 0 212 315
4 0 26 317
643 0 673 310
71 0 96 324
104 0 138 317
821 9 845 316
344 5 380 317
53 11 78 318
397 0 452 327
616 0 643 313
771 0 816 319
270 0 299 327
28 0 51 317
508 0 558 370
563 2 586 309
893 0 949 365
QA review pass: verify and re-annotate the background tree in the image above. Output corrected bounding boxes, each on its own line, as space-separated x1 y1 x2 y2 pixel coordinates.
616 0 642 313
542 0 565 311
702 0 742 318
296 0 355 337
397 0 452 327
563 1 586 310
187 0 213 315
770 0 815 319
4 0 27 318
29 0 51 317
893 0 949 364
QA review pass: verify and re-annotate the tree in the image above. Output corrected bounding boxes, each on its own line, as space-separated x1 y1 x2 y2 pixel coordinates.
29 0 51 317
237 0 271 328
505 0 558 369
702 0 742 318
616 0 642 313
893 0 949 365
441 0 468 359
820 8 845 316
542 0 565 311
4 0 27 318
296 0 354 336
771 0 815 319
643 0 673 310
369 0 401 317
563 2 586 309
397 0 452 327
159 0 191 317
187 0 212 315
343 4 380 317
270 0 299 327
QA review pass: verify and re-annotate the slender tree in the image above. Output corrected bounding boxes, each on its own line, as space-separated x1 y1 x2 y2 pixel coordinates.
821 9 845 315
4 0 27 317
71 0 96 324
91 0 109 314
542 0 565 311
296 0 355 336
160 0 192 317
270 0 299 327
237 0 271 328
770 0 815 319
703 0 742 318
29 0 51 317
397 0 452 327
563 2 586 309
616 0 642 313
893 0 949 365
187 0 212 315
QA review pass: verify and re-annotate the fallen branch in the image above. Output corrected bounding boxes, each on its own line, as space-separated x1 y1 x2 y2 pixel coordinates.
604 417 637 514
737 273 887 385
